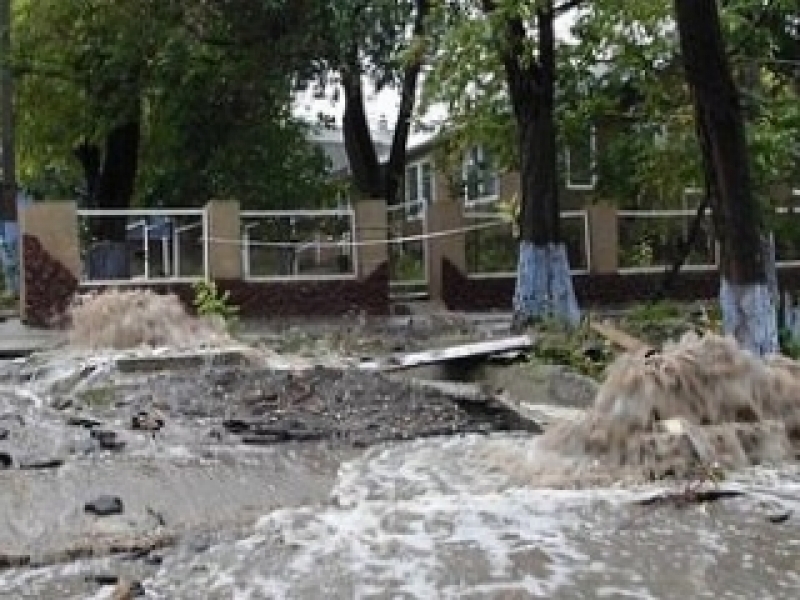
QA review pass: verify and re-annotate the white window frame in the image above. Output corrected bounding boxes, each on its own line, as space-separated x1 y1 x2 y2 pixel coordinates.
405 159 434 221
565 126 597 191
462 145 499 209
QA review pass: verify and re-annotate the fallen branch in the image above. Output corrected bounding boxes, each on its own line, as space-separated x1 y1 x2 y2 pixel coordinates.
590 320 652 353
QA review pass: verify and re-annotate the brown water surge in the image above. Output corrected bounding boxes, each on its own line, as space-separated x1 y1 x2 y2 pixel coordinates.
490 332 800 486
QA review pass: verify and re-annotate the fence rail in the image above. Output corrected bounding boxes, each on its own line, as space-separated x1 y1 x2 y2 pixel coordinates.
464 210 591 277
240 209 357 281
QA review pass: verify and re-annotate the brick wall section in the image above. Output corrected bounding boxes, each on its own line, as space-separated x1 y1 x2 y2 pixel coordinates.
218 262 390 317
22 235 79 327
75 262 391 320
442 258 800 311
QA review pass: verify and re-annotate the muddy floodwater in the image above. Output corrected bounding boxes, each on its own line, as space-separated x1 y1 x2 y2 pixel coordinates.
1 433 799 599
0 314 799 599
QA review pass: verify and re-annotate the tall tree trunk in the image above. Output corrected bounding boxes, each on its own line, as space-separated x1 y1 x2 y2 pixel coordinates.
76 118 141 279
674 0 778 355
341 0 429 206
492 1 579 329
342 67 383 199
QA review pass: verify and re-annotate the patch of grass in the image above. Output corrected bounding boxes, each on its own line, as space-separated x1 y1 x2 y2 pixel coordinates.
626 300 684 324
77 386 116 407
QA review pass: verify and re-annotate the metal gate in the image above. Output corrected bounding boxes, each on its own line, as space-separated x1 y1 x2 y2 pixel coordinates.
387 200 429 301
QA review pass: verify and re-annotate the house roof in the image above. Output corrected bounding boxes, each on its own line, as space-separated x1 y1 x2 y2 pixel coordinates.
309 122 393 177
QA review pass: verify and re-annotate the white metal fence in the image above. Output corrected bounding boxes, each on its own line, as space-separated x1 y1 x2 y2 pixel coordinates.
77 208 208 285
464 209 591 277
618 197 800 274
617 208 717 274
240 209 356 280
387 201 428 293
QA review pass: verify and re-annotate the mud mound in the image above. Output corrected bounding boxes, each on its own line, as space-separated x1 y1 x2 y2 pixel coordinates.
68 289 231 350
540 332 800 481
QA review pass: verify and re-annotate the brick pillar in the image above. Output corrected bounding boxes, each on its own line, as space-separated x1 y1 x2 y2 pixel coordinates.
206 200 242 280
19 201 81 321
586 203 618 274
426 200 466 303
354 198 388 278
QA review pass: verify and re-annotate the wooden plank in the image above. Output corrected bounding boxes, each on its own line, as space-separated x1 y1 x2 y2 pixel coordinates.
361 335 533 372
590 320 652 353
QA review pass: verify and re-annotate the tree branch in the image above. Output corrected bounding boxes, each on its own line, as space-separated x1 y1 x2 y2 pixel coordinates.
385 0 430 206
554 0 587 16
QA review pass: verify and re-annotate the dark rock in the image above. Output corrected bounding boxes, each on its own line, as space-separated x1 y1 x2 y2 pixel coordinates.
91 429 118 444
222 419 251 434
0 553 30 568
18 457 64 470
67 416 102 428
85 495 124 516
144 554 163 566
0 427 8 440
768 510 792 524
131 411 164 432
581 342 608 362
89 574 119 586
52 396 73 410
241 433 286 445
91 429 126 451
286 428 326 442
0 452 12 469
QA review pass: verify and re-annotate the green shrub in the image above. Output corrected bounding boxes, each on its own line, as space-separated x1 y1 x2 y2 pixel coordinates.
192 280 239 328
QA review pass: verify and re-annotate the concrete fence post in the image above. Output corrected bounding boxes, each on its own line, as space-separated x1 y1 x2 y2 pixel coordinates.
426 200 466 303
586 203 619 274
19 201 81 321
206 200 242 280
353 198 388 278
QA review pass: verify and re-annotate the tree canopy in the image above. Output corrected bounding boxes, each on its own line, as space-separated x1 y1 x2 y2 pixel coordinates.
13 0 334 209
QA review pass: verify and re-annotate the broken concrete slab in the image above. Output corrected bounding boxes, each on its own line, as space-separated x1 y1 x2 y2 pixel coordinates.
360 335 533 372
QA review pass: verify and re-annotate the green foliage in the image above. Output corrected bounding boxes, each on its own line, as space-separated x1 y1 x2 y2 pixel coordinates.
424 0 797 212
529 318 613 381
778 327 800 360
391 251 425 282
13 0 335 209
627 300 683 324
192 280 239 327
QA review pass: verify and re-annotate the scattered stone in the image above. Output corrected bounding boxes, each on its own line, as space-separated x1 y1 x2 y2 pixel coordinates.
0 427 8 440
131 410 164 432
17 457 64 470
67 415 102 428
85 495 124 517
241 433 287 445
768 510 792 524
51 396 73 410
111 579 145 599
0 552 30 568
144 554 163 566
91 429 126 451
222 419 250 434
89 574 119 586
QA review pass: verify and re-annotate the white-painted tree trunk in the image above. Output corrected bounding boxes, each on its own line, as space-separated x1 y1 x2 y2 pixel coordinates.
719 279 779 356
513 241 580 328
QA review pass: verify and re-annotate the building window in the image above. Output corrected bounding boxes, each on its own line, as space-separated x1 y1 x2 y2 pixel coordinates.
463 145 498 208
405 160 434 220
566 126 597 190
